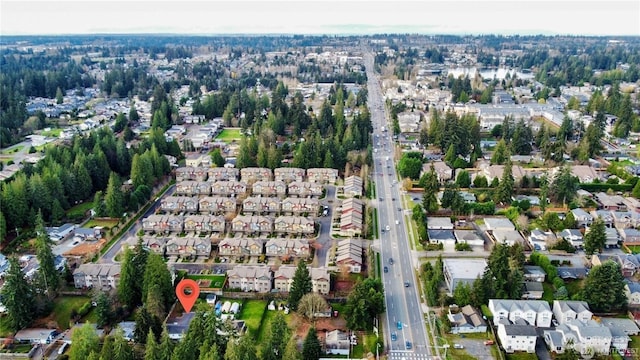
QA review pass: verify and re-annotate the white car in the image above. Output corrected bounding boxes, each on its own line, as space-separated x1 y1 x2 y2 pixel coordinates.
385 225 390 231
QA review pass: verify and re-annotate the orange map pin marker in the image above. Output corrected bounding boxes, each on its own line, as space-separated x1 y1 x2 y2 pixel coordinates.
176 279 200 313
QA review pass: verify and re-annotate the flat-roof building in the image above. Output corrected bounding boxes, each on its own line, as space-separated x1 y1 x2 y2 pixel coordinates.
443 258 487 293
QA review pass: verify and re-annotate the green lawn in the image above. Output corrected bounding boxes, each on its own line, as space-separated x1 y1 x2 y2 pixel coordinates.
625 245 640 254
42 128 62 137
506 353 538 360
52 296 92 330
238 300 267 337
0 145 24 154
542 282 555 303
214 128 243 142
256 308 293 343
85 218 119 229
66 201 94 219
186 274 226 288
0 316 13 337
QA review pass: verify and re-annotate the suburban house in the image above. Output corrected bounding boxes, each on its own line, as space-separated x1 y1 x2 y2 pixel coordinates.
544 320 612 356
325 329 350 355
243 196 281 214
14 328 58 344
273 266 330 295
601 317 638 353
484 217 516 232
218 238 264 257
568 165 600 183
528 229 557 251
595 192 626 211
307 168 338 184
175 166 208 182
231 215 273 234
488 299 553 327
521 282 544 300
492 229 526 246
265 239 310 258
252 180 287 197
274 216 315 235
481 164 526 183
335 238 363 273
497 323 537 353
142 215 184 233
211 181 248 196
195 181 213 196
207 167 239 182
625 280 640 306
281 197 319 215
199 196 237 214
226 266 273 292
165 237 211 258
523 265 546 282
240 167 273 183
183 215 225 233
340 198 364 237
592 210 615 228
343 175 363 197
422 161 453 182
73 264 121 290
185 153 210 167
427 217 454 230
621 228 640 244
287 181 324 198
558 229 584 248
443 258 487 293
553 300 593 324
570 208 593 228
454 229 485 247
46 223 75 242
428 229 456 248
592 254 639 277
447 305 488 334
624 197 640 213
176 181 199 196
274 167 305 183
125 236 166 254
605 227 621 247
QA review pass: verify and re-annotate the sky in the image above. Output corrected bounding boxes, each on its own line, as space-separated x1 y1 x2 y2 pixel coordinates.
1 0 639 36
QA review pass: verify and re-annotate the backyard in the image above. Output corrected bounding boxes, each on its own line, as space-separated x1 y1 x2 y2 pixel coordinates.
186 274 226 288
32 296 96 331
214 128 243 143
238 299 267 337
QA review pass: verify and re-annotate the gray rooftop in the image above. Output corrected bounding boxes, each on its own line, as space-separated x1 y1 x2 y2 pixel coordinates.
443 259 487 280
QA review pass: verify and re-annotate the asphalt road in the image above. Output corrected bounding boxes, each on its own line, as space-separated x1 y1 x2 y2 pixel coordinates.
99 185 175 263
364 53 431 360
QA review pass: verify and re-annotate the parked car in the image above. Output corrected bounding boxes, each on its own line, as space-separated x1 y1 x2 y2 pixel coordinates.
484 340 494 345
453 344 464 349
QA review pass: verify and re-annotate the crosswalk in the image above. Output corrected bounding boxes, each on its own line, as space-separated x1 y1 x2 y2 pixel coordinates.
387 351 439 360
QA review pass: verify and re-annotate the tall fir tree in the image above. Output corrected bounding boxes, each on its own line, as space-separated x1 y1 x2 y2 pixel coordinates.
288 261 312 311
34 211 59 297
302 327 322 360
1 257 36 331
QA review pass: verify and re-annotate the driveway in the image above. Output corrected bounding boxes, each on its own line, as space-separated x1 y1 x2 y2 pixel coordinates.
315 185 336 267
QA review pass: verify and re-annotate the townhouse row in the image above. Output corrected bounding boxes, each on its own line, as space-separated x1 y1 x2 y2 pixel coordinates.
488 299 639 356
161 195 320 215
226 265 331 295
175 180 324 198
176 166 338 184
142 214 315 235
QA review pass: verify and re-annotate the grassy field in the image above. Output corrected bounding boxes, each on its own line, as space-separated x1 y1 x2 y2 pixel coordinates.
85 218 119 229
66 201 94 219
214 128 242 142
505 353 538 360
0 145 24 154
625 245 640 254
256 308 293 343
238 300 267 337
186 274 226 288
41 128 62 137
53 296 92 330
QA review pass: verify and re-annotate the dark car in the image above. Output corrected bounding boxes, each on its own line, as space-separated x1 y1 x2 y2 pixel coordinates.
389 258 394 265
384 266 388 273
406 341 412 349
404 282 410 287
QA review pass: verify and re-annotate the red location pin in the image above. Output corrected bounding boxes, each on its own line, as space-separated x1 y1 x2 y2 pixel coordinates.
176 279 200 313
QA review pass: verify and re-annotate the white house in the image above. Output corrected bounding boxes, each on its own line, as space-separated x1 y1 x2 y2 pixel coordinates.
625 281 640 306
497 324 537 353
488 299 552 327
545 320 612 356
552 300 593 324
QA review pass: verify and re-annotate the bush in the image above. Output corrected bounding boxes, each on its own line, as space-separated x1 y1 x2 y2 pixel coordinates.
551 238 576 253
77 301 92 317
455 242 472 251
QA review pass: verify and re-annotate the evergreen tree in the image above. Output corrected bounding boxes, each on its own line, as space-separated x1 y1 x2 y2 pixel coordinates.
224 336 258 360
118 241 149 309
581 261 627 312
494 159 514 204
145 330 159 360
104 172 124 218
421 164 440 214
1 257 35 331
211 148 225 167
0 211 6 242
302 327 322 360
282 336 302 360
69 323 100 360
491 139 509 165
584 217 606 255
111 329 135 360
262 312 290 360
158 326 174 360
550 165 579 205
95 291 113 328
288 261 312 311
134 306 162 345
142 252 175 317
34 211 59 297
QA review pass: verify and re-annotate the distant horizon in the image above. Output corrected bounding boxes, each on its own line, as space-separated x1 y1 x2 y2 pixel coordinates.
2 1 639 37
